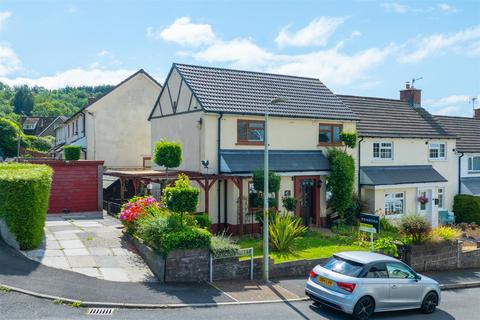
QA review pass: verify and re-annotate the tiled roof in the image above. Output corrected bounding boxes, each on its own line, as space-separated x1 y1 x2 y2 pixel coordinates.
338 95 455 139
174 63 358 121
360 165 447 186
433 115 480 153
462 177 480 195
220 149 330 174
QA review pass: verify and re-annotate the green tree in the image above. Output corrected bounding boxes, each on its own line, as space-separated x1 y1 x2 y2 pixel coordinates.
164 174 200 226
327 148 355 220
0 117 21 157
13 86 34 115
153 139 182 185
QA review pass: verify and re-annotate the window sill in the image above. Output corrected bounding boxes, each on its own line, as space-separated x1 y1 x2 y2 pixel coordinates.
429 158 447 162
468 171 480 174
236 141 264 146
317 143 343 147
372 159 394 162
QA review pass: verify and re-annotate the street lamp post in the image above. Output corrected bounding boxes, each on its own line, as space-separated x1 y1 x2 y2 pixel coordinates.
263 97 287 282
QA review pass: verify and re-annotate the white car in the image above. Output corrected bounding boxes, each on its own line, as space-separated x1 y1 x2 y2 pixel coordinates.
305 251 441 320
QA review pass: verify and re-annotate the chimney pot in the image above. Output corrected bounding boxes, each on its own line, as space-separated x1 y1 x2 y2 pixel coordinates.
475 108 480 120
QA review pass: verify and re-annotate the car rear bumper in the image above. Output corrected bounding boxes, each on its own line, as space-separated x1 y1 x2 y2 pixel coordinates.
305 279 356 314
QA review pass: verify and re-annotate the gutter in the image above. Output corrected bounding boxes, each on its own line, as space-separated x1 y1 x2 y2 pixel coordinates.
357 137 364 196
217 113 224 230
458 152 464 194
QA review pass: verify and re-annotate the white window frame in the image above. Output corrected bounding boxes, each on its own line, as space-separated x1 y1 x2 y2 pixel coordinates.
373 142 393 160
22 123 36 130
437 187 445 210
468 156 480 173
429 143 446 160
384 192 405 216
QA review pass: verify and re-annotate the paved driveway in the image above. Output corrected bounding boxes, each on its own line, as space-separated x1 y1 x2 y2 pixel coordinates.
22 214 156 282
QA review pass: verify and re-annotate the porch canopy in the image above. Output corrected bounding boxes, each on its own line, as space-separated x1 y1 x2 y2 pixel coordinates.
220 149 330 174
462 177 480 195
360 165 447 186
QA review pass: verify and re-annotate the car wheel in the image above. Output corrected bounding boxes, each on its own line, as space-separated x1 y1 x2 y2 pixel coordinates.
420 291 438 314
353 296 375 320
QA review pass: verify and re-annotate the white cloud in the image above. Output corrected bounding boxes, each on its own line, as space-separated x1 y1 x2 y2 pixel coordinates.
275 17 346 47
97 50 110 57
399 25 480 63
194 38 278 68
425 94 476 116
438 3 457 14
0 68 136 89
0 44 21 76
0 11 11 29
271 45 393 86
381 3 409 14
147 17 216 47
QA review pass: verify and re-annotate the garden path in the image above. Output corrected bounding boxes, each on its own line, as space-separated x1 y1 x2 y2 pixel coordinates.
21 214 156 282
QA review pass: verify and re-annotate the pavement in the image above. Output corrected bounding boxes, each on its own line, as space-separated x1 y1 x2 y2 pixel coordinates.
22 215 155 282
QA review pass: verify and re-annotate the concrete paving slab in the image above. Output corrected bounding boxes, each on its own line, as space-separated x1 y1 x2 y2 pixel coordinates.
94 256 121 268
63 248 90 256
100 267 130 282
45 241 61 250
71 267 102 278
66 255 97 268
212 280 300 302
87 247 113 256
54 233 80 240
58 239 85 249
44 250 65 257
40 256 70 269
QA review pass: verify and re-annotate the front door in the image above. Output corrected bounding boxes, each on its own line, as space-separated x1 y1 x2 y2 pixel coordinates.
300 178 315 226
418 189 433 214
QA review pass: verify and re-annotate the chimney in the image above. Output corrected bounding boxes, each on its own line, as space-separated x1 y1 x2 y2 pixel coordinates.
475 108 480 120
87 96 96 105
400 82 421 108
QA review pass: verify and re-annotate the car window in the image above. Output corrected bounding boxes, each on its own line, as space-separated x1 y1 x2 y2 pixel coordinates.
322 256 364 277
386 262 416 279
365 263 388 278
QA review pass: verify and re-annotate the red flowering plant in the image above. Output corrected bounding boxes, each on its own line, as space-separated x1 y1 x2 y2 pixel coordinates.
418 195 429 205
119 196 162 234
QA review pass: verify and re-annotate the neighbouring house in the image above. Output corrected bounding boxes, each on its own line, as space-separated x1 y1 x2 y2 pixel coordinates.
52 69 161 169
339 84 458 227
149 63 359 234
20 116 65 137
434 110 480 196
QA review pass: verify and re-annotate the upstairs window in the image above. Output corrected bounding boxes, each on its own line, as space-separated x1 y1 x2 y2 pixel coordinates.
429 143 446 160
318 124 342 145
468 156 480 172
373 142 393 160
237 120 264 145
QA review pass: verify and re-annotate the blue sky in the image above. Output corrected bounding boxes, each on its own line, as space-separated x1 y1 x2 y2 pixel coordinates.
0 0 479 116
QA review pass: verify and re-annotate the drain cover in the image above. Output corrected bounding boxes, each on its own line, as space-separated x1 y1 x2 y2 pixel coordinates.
87 308 114 315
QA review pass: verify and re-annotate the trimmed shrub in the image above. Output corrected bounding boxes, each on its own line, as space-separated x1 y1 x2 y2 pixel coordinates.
340 132 357 149
164 174 199 216
21 135 54 152
453 194 480 224
153 139 182 169
431 226 461 242
344 193 368 225
210 232 240 257
0 163 52 250
380 218 399 233
159 227 211 255
282 196 297 212
327 148 355 219
252 170 281 194
64 145 81 160
400 214 431 244
194 213 211 229
0 117 21 157
269 213 307 254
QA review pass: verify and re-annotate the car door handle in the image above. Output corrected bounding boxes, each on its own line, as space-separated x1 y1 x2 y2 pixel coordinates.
391 285 398 289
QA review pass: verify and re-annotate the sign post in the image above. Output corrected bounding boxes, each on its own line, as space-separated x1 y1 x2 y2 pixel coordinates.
359 213 380 249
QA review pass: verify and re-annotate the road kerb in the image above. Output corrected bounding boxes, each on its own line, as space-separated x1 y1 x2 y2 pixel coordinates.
439 281 480 290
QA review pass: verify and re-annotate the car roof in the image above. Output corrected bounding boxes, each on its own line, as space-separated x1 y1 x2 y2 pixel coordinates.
334 251 399 264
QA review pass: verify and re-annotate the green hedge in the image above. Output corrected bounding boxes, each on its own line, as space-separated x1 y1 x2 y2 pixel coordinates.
453 194 480 224
64 145 81 160
0 163 52 249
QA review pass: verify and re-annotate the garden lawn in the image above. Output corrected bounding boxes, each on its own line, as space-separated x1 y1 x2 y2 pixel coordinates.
237 231 368 263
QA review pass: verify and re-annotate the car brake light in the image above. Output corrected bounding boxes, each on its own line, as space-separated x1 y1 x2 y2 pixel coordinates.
309 270 317 278
337 282 356 293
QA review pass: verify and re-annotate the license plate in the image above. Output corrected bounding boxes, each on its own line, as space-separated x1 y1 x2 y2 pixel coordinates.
317 276 333 287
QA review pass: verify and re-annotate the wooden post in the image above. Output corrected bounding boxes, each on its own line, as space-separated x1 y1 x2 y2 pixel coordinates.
238 178 244 235
120 177 126 203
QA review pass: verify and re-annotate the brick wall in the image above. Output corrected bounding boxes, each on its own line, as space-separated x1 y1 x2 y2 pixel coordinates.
404 241 460 272
21 160 103 214
165 248 210 283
